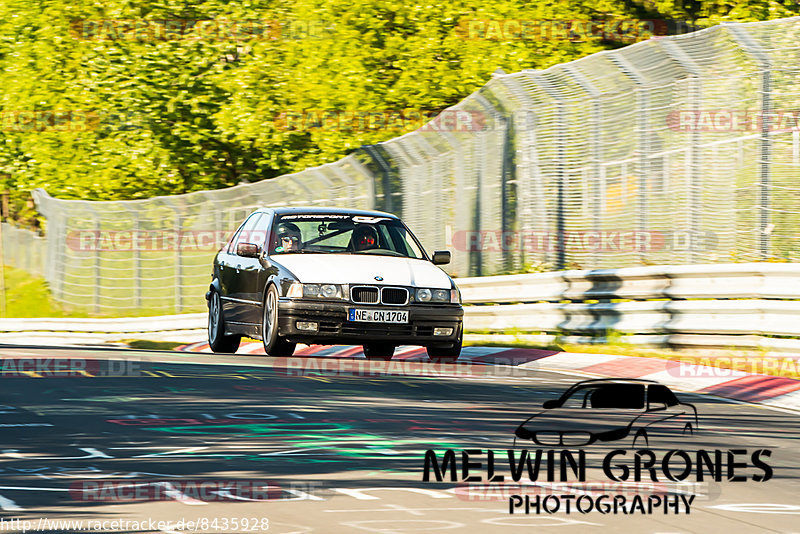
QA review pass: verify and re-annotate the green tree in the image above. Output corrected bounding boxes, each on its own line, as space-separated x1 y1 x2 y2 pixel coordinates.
0 0 797 221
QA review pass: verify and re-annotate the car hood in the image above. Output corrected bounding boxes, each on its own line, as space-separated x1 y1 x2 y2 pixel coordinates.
517 408 643 435
274 254 453 288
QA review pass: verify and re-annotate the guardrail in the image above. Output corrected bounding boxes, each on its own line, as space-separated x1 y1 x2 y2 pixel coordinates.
0 314 207 333
457 262 800 352
1 263 798 351
0 314 207 345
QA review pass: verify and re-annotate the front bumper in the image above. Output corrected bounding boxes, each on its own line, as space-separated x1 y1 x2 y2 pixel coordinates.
277 299 463 346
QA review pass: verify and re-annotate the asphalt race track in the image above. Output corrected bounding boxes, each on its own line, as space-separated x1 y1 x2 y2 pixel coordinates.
0 345 798 533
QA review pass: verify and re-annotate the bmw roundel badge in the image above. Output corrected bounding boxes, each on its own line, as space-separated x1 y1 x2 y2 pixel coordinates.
374 275 384 281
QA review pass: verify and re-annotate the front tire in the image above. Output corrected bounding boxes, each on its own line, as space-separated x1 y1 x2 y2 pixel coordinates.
426 325 462 363
363 343 395 361
208 290 241 353
262 285 296 356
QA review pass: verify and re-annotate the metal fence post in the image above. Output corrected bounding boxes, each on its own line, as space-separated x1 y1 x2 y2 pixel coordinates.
658 40 704 263
564 65 604 268
501 112 514 273
479 83 518 273
164 199 183 314
407 135 447 253
176 204 183 313
87 207 101 314
340 154 376 211
362 145 393 213
123 206 141 310
435 130 469 277
498 74 545 271
609 54 650 264
529 73 567 270
471 94 509 275
50 213 63 303
726 23 773 260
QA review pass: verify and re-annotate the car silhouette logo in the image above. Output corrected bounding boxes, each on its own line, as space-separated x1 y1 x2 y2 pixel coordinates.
374 275 383 281
514 378 698 448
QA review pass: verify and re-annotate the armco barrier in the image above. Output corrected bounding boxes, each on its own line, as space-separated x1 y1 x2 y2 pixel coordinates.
0 313 208 345
0 263 798 351
0 313 206 333
457 262 800 350
457 263 800 303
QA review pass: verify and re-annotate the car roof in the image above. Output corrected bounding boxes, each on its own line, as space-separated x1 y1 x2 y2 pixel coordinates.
570 378 660 387
253 206 399 219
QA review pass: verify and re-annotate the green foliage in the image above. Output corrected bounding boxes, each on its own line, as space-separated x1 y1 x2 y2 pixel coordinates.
1 265 86 317
1 0 798 218
122 339 187 350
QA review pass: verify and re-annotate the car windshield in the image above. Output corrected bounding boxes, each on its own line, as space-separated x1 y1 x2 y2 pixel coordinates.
560 384 646 410
269 214 426 259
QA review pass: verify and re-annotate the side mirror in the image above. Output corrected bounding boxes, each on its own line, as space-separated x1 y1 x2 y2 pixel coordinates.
647 402 668 412
432 250 451 265
543 399 559 409
237 242 261 258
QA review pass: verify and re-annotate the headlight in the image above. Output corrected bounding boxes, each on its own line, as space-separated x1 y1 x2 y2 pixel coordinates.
321 284 338 298
286 283 303 298
432 289 449 302
415 288 455 303
286 283 346 299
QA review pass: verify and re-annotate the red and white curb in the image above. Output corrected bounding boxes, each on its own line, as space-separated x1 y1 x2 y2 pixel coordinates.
177 341 800 412
177 341 532 363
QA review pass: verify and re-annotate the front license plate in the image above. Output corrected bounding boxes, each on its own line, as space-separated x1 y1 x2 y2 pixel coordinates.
349 308 409 323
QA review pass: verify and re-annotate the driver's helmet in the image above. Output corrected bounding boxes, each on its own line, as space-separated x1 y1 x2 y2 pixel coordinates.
276 222 302 251
353 224 378 251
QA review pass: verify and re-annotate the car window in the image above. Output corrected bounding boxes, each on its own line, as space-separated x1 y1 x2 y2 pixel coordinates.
562 384 645 409
387 224 424 258
226 218 249 254
269 214 426 259
561 389 591 409
648 385 679 406
230 213 263 254
250 212 271 248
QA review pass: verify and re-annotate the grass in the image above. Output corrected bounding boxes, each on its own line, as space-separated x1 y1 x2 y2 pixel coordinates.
59 249 210 315
1 265 91 318
0 264 206 318
122 339 189 351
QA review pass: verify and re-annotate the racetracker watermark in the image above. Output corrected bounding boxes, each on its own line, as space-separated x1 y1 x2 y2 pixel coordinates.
0 517 270 532
66 230 233 252
451 230 716 253
273 109 488 132
2 111 99 132
70 19 334 41
455 19 689 42
2 110 148 133
69 479 323 502
667 109 800 132
667 356 800 379
0 358 143 378
272 357 537 378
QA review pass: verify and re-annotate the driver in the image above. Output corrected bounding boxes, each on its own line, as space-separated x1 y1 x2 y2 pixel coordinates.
352 224 378 251
275 222 302 252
